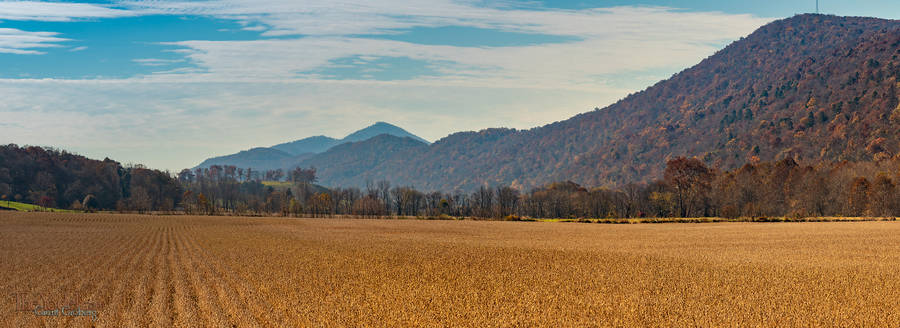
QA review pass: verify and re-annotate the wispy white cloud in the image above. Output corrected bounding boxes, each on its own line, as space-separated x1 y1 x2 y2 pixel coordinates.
69 46 88 52
0 28 68 54
153 6 770 90
241 25 267 32
120 1 768 38
122 0 484 36
0 1 135 55
133 58 185 66
0 1 133 21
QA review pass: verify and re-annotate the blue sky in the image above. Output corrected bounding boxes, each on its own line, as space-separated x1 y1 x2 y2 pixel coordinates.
1 0 898 170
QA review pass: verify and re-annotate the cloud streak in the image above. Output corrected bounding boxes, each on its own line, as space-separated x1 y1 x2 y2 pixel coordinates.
0 28 68 54
153 5 770 91
0 1 133 21
121 1 770 38
133 58 185 66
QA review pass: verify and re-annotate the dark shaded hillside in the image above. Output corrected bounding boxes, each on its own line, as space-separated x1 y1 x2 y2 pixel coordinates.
271 136 338 155
0 144 180 210
377 128 522 190
195 147 311 171
297 134 429 187
341 14 900 191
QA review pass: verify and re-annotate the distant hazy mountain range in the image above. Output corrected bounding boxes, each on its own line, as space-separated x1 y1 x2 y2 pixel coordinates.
194 122 429 171
270 122 429 155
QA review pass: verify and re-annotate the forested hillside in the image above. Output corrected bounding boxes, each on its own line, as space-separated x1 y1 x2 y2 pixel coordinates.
298 135 430 187
320 14 900 191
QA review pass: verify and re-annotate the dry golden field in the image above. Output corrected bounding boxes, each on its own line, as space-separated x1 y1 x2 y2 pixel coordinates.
2 212 900 327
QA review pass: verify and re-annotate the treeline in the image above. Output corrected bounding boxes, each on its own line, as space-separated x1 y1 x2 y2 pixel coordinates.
0 144 180 212
175 165 319 215
6 143 900 219
178 157 900 219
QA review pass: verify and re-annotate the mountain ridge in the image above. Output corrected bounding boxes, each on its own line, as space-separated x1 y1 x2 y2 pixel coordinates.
308 14 900 190
194 122 428 171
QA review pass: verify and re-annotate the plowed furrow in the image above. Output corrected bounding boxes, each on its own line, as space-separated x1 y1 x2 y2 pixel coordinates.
63 224 145 326
149 225 173 327
122 224 165 327
169 222 200 327
98 222 158 326
175 223 230 326
181 225 264 327
23 225 133 327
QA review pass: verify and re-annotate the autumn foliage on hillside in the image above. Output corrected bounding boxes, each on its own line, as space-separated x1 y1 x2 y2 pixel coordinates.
0 144 180 211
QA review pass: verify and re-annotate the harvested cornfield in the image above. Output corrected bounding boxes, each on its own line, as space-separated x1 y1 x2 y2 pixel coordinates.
2 212 900 327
